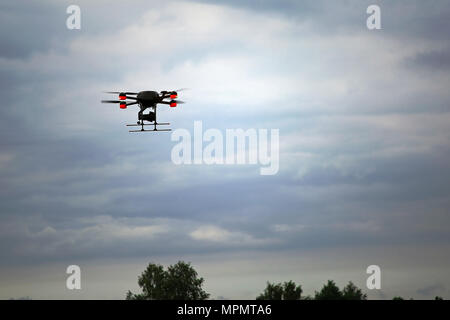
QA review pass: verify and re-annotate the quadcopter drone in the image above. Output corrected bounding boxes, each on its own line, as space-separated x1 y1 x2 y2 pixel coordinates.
101 89 185 132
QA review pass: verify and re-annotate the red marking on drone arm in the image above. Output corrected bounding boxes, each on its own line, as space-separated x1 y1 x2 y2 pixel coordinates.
170 102 177 107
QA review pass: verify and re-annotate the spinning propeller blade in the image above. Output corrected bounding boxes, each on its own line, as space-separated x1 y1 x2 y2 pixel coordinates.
101 100 121 103
101 100 138 105
104 91 138 95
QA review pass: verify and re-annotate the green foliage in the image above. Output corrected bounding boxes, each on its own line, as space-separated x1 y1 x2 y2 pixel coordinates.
283 280 303 300
256 280 368 300
126 291 145 300
256 282 283 300
392 296 404 300
314 280 343 300
256 281 302 300
126 261 209 300
435 296 444 300
342 281 367 300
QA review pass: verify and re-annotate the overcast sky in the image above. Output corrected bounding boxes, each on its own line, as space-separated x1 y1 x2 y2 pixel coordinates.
1 0 450 299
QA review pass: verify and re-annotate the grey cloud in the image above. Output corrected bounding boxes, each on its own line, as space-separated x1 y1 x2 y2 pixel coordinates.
417 283 446 297
406 49 450 71
1 0 450 299
195 0 450 40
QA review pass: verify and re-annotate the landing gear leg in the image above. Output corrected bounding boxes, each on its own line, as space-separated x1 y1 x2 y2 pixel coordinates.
138 111 144 131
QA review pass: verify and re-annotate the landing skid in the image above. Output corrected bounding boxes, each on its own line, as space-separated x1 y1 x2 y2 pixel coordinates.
126 122 171 132
129 128 172 132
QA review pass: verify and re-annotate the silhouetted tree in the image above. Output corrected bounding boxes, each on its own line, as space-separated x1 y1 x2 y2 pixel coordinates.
342 281 367 300
126 261 209 300
256 281 302 300
283 281 303 300
392 296 404 300
314 280 343 300
256 282 283 300
435 296 444 300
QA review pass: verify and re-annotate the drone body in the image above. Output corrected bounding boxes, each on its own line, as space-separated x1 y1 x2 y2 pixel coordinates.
101 90 185 132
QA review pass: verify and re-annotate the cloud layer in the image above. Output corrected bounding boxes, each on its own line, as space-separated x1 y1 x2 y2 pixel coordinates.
1 0 450 299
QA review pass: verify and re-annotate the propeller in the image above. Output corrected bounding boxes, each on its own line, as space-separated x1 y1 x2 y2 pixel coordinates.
101 100 121 103
101 100 138 106
161 88 189 95
103 91 138 95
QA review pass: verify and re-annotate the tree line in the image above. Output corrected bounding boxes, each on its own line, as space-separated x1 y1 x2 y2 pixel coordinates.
126 261 444 300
